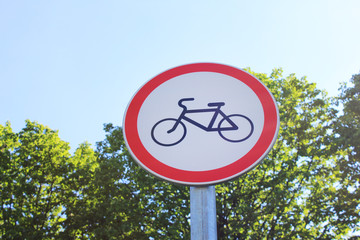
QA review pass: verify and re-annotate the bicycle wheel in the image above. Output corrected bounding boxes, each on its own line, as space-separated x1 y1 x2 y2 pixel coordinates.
151 118 187 146
218 114 254 142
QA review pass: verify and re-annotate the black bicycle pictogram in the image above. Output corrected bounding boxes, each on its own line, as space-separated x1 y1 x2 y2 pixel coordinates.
151 98 254 146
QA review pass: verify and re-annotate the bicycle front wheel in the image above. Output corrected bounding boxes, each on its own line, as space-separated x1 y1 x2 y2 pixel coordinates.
151 118 187 146
218 114 254 142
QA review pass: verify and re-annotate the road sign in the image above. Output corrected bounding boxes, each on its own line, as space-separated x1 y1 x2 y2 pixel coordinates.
123 63 279 185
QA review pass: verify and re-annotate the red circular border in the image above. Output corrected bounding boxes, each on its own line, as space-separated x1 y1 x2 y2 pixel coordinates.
124 63 279 185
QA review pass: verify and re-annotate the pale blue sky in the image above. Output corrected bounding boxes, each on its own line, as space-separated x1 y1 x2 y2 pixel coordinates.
1 1 359 150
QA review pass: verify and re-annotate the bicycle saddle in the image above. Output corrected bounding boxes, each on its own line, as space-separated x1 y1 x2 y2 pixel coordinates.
208 102 225 107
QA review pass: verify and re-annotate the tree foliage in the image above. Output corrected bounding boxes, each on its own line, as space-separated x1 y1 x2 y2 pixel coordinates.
1 120 71 239
332 72 360 238
1 69 359 239
215 68 353 239
61 124 190 239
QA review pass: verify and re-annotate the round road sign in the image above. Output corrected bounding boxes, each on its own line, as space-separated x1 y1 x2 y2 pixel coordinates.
123 63 279 185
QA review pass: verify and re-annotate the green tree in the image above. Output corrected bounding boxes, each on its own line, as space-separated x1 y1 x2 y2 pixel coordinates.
215 68 354 239
0 120 71 239
332 72 360 238
335 72 360 177
59 142 99 239
0 121 190 239
0 120 98 239
61 124 190 239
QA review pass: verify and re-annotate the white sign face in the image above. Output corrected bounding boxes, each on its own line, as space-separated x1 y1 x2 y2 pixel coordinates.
138 72 263 171
123 63 279 185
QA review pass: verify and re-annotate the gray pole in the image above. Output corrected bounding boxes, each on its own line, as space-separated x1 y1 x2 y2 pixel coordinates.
190 185 217 240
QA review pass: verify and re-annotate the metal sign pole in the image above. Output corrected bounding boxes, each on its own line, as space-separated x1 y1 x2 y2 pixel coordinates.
190 185 217 240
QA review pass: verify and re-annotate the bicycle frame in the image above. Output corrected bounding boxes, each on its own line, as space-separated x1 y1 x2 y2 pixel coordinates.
168 104 239 133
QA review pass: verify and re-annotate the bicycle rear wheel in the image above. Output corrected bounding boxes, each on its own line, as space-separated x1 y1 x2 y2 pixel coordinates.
151 118 187 146
218 114 254 142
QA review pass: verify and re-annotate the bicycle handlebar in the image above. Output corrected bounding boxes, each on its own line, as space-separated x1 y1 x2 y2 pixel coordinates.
178 98 195 109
